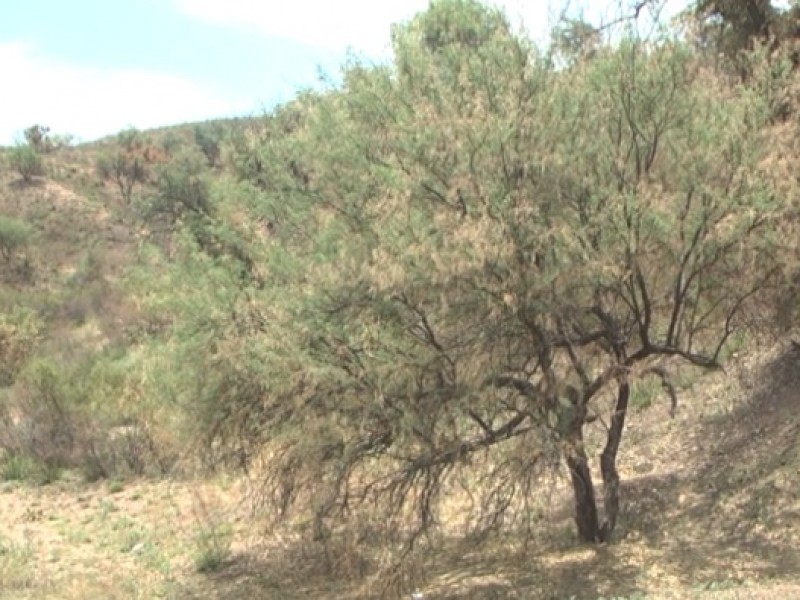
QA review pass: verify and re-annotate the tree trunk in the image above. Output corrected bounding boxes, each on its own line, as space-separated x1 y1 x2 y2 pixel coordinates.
566 424 601 543
599 381 630 542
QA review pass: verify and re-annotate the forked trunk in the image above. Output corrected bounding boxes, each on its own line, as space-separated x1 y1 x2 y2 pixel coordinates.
599 381 630 542
566 423 601 542
567 381 630 543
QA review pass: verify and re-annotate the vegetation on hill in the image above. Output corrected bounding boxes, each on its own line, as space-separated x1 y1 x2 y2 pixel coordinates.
1 0 800 597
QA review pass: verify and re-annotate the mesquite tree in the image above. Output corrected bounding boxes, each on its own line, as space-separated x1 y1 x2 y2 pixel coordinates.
156 0 781 546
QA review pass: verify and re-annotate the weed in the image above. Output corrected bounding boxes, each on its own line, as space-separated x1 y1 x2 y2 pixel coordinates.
98 498 118 519
0 534 36 590
0 453 61 484
630 378 662 411
191 492 234 573
1 453 37 481
119 525 147 553
193 520 233 573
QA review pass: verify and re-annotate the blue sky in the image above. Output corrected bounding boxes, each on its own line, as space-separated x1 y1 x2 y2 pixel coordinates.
0 0 677 145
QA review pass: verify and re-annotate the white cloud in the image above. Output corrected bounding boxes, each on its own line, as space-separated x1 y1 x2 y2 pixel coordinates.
176 1 675 59
176 0 430 56
0 41 249 145
175 0 562 56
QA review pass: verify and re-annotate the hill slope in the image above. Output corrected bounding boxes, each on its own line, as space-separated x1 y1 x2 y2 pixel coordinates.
1 119 799 599
1 340 799 599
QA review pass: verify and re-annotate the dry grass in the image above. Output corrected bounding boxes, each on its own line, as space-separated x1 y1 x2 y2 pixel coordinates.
2 343 798 599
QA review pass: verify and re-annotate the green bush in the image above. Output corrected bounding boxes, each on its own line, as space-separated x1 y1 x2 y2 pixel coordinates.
142 146 212 227
23 124 52 152
8 145 44 182
0 453 61 484
194 123 225 167
0 308 40 386
96 128 149 203
0 215 33 262
0 534 35 590
0 348 178 481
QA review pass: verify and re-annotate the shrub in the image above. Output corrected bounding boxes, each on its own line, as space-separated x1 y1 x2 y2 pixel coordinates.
194 123 225 167
191 493 234 572
0 308 40 387
0 352 173 480
23 124 52 152
0 534 35 590
96 128 150 203
0 453 61 485
142 146 212 228
0 215 33 263
8 145 44 182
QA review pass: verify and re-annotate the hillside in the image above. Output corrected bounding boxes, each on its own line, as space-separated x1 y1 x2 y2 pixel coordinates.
1 309 799 598
1 106 799 600
3 2 800 598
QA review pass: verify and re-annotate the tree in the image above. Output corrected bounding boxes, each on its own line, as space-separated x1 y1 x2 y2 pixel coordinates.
8 145 44 182
96 128 150 203
687 0 800 72
154 0 782 550
194 123 225 167
143 146 213 226
551 17 601 64
23 124 52 153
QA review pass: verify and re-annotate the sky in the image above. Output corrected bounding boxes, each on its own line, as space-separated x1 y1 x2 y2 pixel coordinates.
0 0 678 145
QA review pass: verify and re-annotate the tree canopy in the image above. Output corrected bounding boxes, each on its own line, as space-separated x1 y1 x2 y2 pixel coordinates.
139 0 786 558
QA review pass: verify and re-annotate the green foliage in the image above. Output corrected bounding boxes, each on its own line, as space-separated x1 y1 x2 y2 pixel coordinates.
0 452 61 484
192 520 233 573
0 215 33 262
691 0 775 56
96 128 150 203
143 146 212 228
23 124 52 152
629 378 661 411
191 494 233 572
0 348 169 479
0 308 40 387
551 18 600 64
194 122 225 167
8 144 44 182
687 0 800 82
138 0 785 549
0 534 35 590
1 453 38 481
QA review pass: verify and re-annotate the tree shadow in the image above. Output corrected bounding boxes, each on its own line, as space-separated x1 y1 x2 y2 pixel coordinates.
609 345 800 588
7 177 46 191
171 348 800 599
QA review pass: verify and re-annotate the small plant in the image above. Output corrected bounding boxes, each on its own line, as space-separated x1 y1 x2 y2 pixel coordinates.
629 378 662 411
8 144 44 182
118 523 147 553
191 493 234 573
98 498 118 519
0 534 35 590
193 521 233 573
0 215 33 263
0 307 40 387
0 453 38 481
0 451 60 485
23 124 54 152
